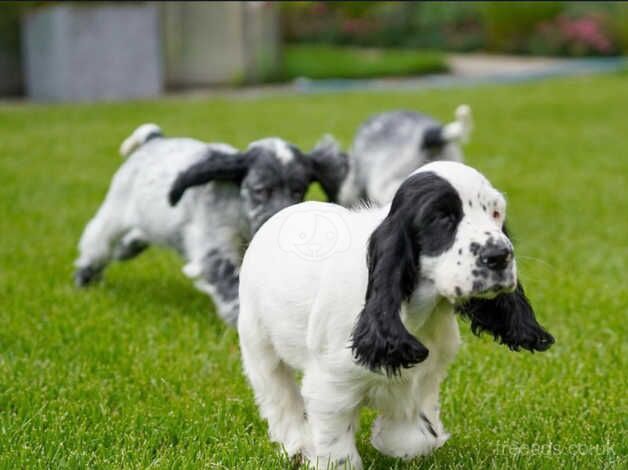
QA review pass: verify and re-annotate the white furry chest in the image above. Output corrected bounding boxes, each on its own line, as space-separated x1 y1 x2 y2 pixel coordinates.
402 280 442 333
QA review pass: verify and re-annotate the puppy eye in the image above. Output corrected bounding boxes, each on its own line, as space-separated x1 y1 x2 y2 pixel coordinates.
492 210 501 220
253 187 271 199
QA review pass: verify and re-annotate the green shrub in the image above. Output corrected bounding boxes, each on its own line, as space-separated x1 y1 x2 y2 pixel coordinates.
480 2 565 53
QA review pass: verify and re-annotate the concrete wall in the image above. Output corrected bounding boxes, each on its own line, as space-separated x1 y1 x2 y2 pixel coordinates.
162 2 280 87
22 4 162 102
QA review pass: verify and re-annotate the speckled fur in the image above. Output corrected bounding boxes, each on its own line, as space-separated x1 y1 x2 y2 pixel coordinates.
339 106 472 207
74 125 346 326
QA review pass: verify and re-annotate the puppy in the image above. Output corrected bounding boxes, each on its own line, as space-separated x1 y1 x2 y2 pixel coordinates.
74 124 347 326
238 161 554 468
339 105 472 207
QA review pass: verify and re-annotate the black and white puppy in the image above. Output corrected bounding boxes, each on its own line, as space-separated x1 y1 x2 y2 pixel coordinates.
238 161 554 468
339 105 472 207
74 124 347 326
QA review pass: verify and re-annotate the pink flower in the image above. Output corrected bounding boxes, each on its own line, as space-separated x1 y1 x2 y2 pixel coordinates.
557 15 612 53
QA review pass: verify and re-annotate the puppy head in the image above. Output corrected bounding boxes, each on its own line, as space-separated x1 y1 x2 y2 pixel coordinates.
169 136 347 236
352 161 553 376
414 161 514 301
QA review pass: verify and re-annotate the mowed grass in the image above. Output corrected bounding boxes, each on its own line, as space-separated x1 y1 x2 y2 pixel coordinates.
1 73 627 469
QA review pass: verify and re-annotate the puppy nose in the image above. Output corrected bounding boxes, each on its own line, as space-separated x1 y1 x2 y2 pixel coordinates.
479 244 512 271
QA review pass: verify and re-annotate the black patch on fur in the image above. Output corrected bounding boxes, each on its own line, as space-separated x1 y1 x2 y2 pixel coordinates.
351 172 463 375
472 280 485 292
168 149 249 206
308 140 349 203
144 130 163 142
202 250 239 301
456 281 554 352
472 269 489 279
114 238 149 261
420 413 438 438
74 265 103 287
422 126 446 149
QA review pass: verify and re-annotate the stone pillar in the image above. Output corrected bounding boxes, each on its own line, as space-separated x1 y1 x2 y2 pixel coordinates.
162 1 280 87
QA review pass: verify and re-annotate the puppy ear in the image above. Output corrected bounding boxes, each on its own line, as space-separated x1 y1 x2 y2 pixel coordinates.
168 149 249 206
456 281 554 352
351 199 429 376
308 135 349 203
456 222 554 352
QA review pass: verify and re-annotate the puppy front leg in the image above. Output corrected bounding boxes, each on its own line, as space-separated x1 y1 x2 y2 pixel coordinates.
370 412 448 460
113 228 150 261
187 248 240 326
301 368 362 469
75 202 126 286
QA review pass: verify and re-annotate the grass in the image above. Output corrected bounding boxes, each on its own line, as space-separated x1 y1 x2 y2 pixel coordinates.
281 44 447 80
1 72 627 469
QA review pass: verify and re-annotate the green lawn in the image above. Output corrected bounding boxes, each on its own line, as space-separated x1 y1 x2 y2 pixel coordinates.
281 44 447 80
1 73 626 469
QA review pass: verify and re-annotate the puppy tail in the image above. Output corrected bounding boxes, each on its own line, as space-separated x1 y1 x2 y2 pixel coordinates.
119 123 163 158
443 104 473 144
422 104 473 149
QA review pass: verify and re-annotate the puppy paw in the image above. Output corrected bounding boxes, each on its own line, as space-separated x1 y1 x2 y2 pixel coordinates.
371 416 448 459
74 265 102 287
182 262 202 279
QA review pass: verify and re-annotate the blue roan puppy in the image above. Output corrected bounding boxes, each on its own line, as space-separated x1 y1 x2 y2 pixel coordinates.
74 124 347 326
339 105 473 207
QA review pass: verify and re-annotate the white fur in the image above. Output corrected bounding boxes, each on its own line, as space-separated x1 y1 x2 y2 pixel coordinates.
238 161 513 468
251 137 294 165
442 104 473 144
76 125 243 324
119 123 162 158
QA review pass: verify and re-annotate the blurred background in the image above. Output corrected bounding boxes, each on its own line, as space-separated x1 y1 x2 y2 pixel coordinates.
1 1 627 101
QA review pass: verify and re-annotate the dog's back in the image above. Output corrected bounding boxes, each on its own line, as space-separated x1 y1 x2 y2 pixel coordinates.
239 201 383 370
339 106 471 207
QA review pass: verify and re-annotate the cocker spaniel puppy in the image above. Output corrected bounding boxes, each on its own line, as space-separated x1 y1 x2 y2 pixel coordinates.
339 105 472 207
74 124 347 326
238 161 554 468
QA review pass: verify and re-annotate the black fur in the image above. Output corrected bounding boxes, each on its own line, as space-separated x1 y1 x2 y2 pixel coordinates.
351 172 463 375
203 249 239 302
308 141 349 203
144 129 163 143
168 149 249 206
456 223 554 352
455 281 554 352
422 126 446 149
168 140 347 208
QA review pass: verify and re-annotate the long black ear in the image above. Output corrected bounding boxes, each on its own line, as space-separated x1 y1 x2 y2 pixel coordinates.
308 135 348 203
168 148 249 206
456 282 554 352
351 190 429 376
456 223 554 352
